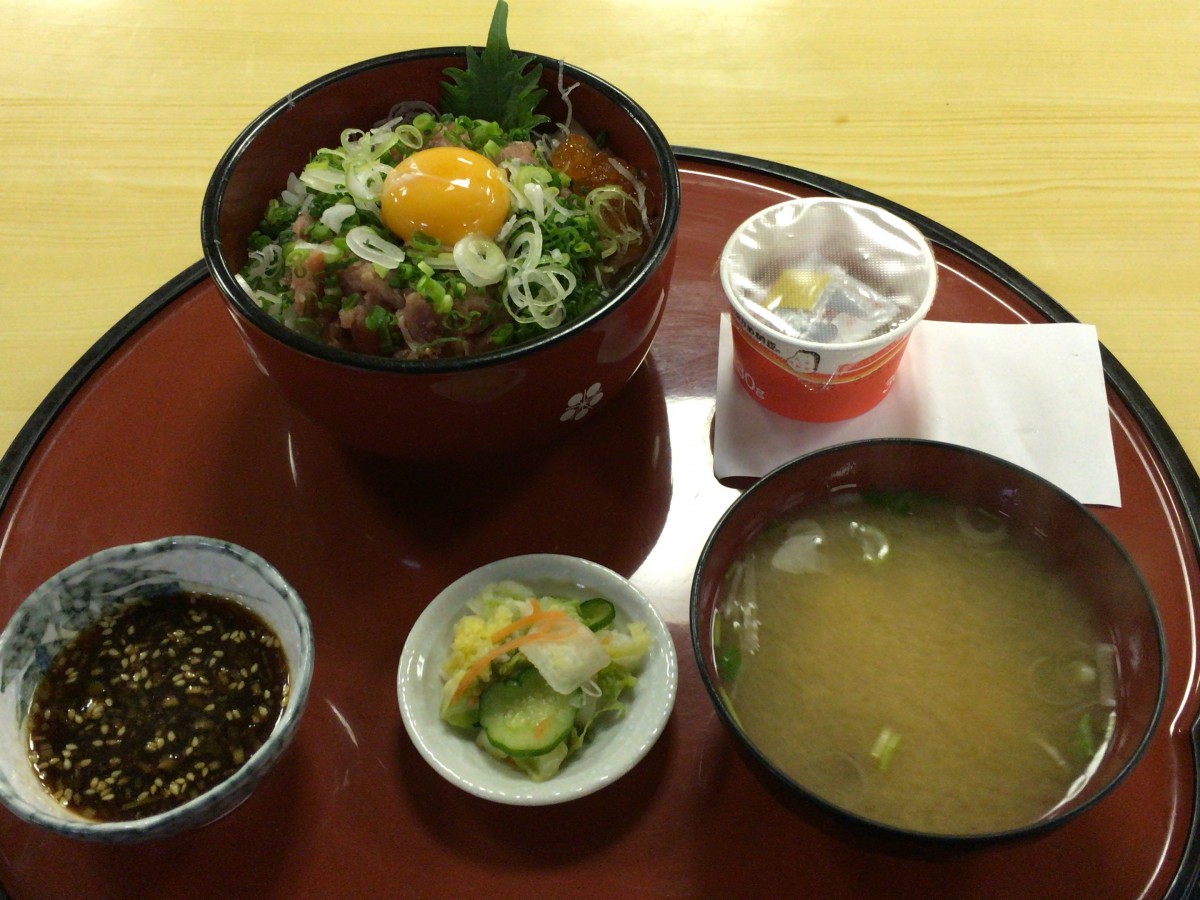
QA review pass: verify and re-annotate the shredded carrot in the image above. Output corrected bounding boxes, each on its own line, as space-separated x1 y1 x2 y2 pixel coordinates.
491 608 572 642
449 610 578 705
533 717 550 741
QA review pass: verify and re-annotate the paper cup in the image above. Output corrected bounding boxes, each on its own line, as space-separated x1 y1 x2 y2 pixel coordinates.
719 198 938 421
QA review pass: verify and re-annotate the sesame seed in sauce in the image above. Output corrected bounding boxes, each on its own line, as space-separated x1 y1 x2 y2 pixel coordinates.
25 593 289 822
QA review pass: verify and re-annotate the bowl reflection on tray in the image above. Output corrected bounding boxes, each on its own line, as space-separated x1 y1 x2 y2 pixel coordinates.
691 439 1166 843
397 554 678 805
275 354 674 583
200 43 680 461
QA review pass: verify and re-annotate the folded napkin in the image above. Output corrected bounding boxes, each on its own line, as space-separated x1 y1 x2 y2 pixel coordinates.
713 315 1121 506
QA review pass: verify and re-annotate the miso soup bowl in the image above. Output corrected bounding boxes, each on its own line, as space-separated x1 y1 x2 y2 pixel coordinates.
0 536 314 843
690 439 1166 843
201 47 680 460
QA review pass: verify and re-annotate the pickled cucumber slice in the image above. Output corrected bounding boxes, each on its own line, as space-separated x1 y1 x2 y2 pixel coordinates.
479 668 579 757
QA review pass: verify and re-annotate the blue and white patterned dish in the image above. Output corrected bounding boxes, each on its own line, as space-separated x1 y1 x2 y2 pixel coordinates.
0 536 314 843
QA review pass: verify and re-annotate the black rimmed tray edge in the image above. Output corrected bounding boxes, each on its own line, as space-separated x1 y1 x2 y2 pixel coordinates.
0 148 1197 899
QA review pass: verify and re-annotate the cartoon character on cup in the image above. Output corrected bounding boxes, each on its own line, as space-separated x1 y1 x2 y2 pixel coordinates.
786 348 820 375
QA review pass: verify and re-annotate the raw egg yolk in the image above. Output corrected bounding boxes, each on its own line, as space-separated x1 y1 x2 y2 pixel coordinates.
380 147 510 247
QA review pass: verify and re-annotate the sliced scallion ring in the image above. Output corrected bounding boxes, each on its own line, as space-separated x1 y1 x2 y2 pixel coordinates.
453 236 507 287
345 226 405 270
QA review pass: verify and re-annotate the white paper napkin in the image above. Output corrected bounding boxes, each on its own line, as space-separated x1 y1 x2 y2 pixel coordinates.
713 315 1121 506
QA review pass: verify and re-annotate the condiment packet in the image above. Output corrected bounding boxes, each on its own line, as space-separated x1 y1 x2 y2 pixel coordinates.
713 315 1121 506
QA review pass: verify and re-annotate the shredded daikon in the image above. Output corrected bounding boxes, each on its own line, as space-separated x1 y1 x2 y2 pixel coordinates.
320 202 357 235
555 59 577 133
1032 736 1070 770
281 172 309 207
243 244 282 282
586 185 644 262
604 156 651 232
236 275 293 324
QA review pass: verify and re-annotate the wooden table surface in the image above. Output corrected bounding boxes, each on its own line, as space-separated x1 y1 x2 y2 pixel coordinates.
2 0 1198 464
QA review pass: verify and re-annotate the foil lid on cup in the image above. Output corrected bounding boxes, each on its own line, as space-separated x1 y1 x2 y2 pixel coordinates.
719 198 938 347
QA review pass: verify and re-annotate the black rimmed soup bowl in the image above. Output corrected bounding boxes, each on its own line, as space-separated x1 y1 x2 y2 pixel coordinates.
201 42 680 461
691 439 1165 843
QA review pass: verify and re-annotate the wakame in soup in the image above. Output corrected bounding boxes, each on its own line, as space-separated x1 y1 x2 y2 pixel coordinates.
713 490 1116 836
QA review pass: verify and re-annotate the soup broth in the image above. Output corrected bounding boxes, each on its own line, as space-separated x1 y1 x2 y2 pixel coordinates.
714 491 1115 836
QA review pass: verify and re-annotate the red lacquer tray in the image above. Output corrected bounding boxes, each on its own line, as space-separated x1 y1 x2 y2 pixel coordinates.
1 150 1197 899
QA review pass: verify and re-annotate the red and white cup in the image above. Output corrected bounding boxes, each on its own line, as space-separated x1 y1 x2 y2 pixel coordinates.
720 198 938 422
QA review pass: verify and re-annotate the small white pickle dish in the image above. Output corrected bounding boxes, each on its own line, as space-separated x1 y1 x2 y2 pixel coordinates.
397 554 678 805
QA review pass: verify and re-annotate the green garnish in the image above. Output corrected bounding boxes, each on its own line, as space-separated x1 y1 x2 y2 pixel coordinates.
716 644 742 682
578 597 616 632
863 490 923 516
440 0 549 134
870 726 902 771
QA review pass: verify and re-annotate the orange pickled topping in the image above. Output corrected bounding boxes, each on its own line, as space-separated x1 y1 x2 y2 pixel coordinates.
551 134 635 194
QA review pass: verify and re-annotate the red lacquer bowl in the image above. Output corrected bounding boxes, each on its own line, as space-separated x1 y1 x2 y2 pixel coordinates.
691 439 1167 844
201 48 680 459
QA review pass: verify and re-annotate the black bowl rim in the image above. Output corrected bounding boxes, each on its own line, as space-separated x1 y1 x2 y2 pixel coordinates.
199 46 682 375
689 436 1168 844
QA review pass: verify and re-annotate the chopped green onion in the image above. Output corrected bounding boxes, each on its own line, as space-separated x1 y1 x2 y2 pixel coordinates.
416 274 450 312
410 231 441 253
870 727 902 771
364 305 392 331
716 645 741 682
294 316 320 337
488 323 515 346
394 123 423 151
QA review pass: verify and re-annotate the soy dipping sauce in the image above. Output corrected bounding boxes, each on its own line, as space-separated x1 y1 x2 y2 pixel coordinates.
26 592 289 822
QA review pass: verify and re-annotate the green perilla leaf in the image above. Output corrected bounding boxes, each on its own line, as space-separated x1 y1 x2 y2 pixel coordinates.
440 1 551 133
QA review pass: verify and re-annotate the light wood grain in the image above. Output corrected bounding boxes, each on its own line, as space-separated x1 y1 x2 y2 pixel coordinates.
2 0 1197 467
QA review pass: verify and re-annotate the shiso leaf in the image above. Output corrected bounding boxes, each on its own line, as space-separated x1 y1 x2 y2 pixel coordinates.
440 0 550 133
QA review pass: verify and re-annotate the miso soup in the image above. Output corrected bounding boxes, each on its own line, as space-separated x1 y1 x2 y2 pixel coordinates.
713 491 1116 836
